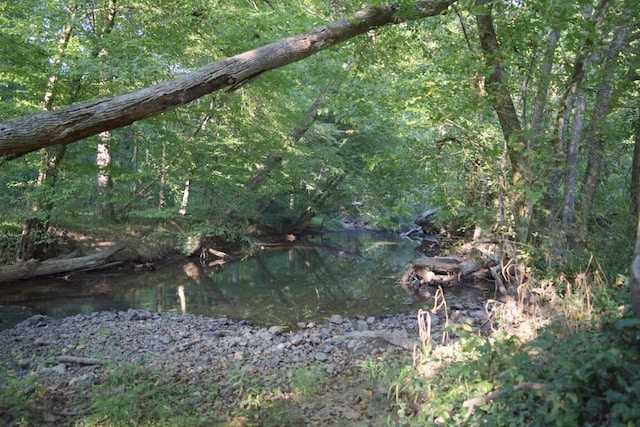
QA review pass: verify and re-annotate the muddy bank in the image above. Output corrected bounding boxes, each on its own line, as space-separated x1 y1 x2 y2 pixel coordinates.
0 307 491 426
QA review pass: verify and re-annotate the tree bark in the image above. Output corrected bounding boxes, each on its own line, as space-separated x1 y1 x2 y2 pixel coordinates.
562 92 586 229
0 1 454 160
631 215 640 317
97 131 116 221
474 0 529 240
577 24 628 240
631 108 640 216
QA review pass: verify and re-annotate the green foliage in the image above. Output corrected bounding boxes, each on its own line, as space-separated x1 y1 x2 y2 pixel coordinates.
0 371 39 426
381 314 640 426
78 362 220 426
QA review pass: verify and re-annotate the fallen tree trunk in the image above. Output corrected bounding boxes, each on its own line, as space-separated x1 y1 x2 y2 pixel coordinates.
0 244 126 283
0 1 454 160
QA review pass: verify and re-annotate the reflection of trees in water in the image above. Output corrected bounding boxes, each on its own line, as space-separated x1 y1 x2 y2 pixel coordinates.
0 232 421 327
240 232 416 317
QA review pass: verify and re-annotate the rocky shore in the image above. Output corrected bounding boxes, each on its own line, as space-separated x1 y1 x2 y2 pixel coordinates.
0 306 489 426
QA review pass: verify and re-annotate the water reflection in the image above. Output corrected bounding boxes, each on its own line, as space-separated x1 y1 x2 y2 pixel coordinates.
0 231 492 329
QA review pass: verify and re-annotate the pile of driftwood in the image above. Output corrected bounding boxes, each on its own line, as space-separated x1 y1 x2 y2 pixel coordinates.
401 239 502 291
400 209 509 296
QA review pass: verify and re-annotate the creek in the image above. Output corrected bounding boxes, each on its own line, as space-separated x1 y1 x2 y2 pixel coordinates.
0 230 493 330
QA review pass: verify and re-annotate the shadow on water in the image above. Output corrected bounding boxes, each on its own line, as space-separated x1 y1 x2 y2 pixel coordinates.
0 230 494 329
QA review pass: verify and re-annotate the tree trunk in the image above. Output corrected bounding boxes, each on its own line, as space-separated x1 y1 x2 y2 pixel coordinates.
15 5 77 262
292 174 344 232
97 131 116 221
631 109 640 216
562 92 586 229
474 0 529 240
0 244 125 283
159 141 167 210
0 1 455 160
577 24 628 241
528 28 559 141
179 179 191 216
631 215 640 317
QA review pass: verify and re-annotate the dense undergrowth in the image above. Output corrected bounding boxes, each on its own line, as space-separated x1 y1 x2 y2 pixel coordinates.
366 276 640 426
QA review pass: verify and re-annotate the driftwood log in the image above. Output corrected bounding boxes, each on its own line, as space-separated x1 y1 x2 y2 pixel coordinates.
0 244 126 283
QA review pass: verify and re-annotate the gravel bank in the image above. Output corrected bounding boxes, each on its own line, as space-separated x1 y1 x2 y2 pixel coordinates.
0 306 488 425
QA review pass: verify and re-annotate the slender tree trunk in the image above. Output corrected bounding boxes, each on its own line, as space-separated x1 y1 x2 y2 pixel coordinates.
179 179 191 216
474 0 529 240
631 214 640 317
16 7 76 261
159 141 167 210
292 174 344 232
562 92 586 229
577 25 628 241
244 81 338 193
630 109 640 216
529 28 560 144
97 131 115 221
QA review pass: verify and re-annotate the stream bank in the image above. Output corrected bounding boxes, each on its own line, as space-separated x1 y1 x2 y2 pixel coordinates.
0 302 493 426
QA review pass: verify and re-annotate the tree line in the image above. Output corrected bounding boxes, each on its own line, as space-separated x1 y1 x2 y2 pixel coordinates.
1 0 639 312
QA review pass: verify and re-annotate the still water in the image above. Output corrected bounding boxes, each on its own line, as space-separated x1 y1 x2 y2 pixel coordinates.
0 230 491 329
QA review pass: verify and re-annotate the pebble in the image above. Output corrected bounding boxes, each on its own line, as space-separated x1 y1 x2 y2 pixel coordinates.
329 314 343 325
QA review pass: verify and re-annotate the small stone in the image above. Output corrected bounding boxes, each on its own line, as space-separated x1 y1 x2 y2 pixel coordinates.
256 329 273 340
290 334 306 345
297 322 307 329
366 316 376 324
68 373 97 389
329 315 343 325
268 325 282 335
314 352 328 361
233 351 244 361
43 363 66 375
356 320 369 331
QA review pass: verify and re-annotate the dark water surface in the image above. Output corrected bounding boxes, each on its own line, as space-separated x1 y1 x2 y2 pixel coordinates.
0 230 492 330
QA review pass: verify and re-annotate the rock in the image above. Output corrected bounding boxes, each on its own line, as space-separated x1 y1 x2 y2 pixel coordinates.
356 320 369 331
329 315 343 325
42 363 66 375
256 328 273 340
68 373 97 388
314 352 328 361
268 325 283 335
